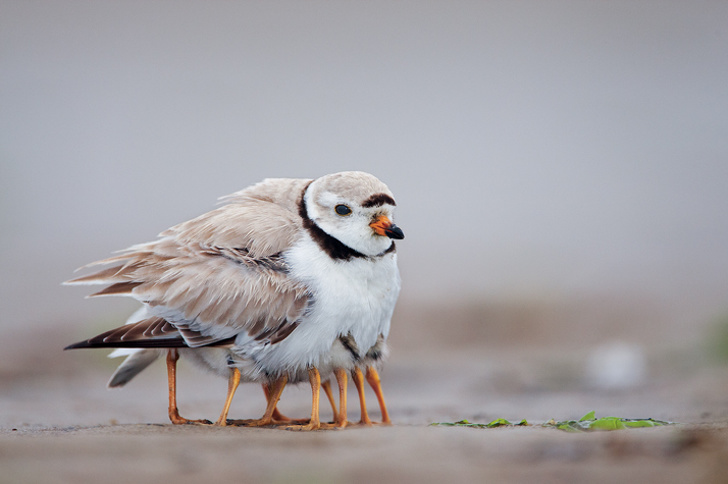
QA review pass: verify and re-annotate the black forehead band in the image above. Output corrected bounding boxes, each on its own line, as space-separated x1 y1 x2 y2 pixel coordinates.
361 193 396 208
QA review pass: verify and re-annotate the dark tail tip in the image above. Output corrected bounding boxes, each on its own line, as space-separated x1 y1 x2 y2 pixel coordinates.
64 340 92 350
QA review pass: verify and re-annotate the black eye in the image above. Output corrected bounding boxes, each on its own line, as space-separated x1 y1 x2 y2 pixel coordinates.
335 204 352 216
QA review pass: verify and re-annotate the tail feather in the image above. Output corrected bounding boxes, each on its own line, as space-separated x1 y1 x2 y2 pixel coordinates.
64 317 186 350
107 349 163 388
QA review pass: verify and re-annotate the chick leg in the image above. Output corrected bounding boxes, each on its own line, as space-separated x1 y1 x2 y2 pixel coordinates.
286 368 333 431
261 382 310 425
366 366 391 425
322 380 339 423
233 374 288 427
351 366 373 425
214 366 241 426
333 368 348 428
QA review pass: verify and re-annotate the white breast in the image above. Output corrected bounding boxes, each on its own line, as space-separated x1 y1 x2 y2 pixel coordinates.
236 235 400 377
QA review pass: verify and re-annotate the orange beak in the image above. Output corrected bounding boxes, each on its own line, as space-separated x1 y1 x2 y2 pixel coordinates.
370 215 405 240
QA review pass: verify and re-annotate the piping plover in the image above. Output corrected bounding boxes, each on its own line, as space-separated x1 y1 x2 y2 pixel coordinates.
65 171 403 430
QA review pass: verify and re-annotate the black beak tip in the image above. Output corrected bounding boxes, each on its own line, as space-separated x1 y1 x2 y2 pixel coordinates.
385 225 405 240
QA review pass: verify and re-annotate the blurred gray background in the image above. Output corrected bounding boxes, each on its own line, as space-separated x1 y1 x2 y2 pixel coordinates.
2 1 728 366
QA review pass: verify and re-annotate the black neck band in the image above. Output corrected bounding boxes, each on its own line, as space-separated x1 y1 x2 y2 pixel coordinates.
298 183 368 261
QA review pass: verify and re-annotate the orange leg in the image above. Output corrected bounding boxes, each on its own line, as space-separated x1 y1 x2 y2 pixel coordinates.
366 366 391 425
322 380 339 423
233 374 288 427
351 367 373 425
304 367 321 431
286 368 331 431
263 383 291 422
245 378 336 427
334 368 348 428
259 382 310 425
214 367 241 426
166 350 211 425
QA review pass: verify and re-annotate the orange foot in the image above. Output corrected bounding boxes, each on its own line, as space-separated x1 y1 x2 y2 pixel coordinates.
348 419 392 427
226 417 310 427
226 418 276 427
284 421 337 431
169 411 212 426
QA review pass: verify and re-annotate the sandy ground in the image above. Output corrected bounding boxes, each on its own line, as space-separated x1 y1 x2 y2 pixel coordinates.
3 301 728 484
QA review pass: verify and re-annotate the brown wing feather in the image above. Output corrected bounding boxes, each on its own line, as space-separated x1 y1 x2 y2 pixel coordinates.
163 178 312 259
90 281 143 297
65 178 312 349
